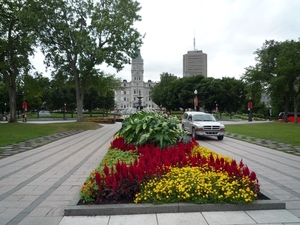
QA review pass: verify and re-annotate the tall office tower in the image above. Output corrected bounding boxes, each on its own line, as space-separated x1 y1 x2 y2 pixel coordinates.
183 50 207 77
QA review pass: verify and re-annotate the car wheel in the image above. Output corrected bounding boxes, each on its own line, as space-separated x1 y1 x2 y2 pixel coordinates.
217 136 224 140
192 128 198 140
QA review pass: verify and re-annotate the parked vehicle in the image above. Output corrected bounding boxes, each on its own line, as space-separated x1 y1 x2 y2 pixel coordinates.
278 112 300 122
38 110 51 116
182 111 225 140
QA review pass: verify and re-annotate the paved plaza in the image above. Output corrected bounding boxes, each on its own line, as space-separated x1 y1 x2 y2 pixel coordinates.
0 121 300 224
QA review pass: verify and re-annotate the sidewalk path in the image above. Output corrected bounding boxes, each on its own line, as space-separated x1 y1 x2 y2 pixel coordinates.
0 124 117 225
1 122 300 225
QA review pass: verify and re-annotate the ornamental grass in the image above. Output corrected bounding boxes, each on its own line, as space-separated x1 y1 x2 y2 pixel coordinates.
80 111 260 205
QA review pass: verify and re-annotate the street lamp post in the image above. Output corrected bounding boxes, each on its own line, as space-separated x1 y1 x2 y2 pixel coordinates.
114 104 117 123
194 90 198 111
269 105 272 121
215 101 219 119
248 98 253 122
4 103 6 121
63 103 66 120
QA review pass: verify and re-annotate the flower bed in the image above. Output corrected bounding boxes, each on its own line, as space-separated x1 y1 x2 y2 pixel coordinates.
84 117 115 123
79 111 260 205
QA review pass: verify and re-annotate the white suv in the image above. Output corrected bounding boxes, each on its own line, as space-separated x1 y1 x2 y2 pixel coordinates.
182 111 225 140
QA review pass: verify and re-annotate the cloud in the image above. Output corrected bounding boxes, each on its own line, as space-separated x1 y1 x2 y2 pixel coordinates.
31 0 300 82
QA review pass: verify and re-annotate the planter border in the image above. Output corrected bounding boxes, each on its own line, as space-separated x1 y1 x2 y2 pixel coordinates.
64 189 285 216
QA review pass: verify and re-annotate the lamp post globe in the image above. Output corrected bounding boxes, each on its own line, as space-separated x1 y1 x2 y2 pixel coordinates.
194 90 198 111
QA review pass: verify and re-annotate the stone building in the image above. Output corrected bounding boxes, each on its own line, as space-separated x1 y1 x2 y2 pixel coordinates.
114 50 159 110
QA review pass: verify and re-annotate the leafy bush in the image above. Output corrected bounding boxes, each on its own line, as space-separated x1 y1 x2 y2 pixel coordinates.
118 111 188 149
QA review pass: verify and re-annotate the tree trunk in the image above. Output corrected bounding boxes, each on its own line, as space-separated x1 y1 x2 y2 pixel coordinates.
74 73 85 122
2 70 17 123
70 52 85 122
8 83 17 123
294 94 299 124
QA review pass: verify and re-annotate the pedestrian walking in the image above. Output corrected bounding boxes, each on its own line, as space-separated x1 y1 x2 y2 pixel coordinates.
22 113 27 122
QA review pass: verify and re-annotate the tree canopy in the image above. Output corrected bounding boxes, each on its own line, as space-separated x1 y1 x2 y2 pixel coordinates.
32 0 143 121
242 39 300 122
0 0 37 122
150 74 247 118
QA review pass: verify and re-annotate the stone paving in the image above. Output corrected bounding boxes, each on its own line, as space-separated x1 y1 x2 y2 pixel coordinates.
0 121 300 225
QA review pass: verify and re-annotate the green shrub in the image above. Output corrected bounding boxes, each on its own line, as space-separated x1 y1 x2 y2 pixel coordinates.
118 111 188 149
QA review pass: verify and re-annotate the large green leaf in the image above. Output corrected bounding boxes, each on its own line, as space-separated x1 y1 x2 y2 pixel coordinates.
117 111 190 148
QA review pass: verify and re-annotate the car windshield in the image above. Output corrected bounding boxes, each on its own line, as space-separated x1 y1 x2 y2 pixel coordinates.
193 114 216 121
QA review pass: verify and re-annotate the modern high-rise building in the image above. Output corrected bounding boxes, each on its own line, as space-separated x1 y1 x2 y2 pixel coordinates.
114 50 159 110
183 50 207 77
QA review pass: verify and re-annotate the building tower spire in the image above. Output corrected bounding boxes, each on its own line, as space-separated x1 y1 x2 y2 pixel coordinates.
193 30 196 50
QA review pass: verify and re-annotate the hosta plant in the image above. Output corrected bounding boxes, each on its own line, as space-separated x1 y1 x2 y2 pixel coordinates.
118 111 189 149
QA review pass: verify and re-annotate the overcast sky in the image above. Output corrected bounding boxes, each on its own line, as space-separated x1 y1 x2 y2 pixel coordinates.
31 0 300 82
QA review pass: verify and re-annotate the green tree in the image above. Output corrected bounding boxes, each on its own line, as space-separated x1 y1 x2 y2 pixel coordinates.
84 73 122 117
34 0 143 122
100 89 115 116
48 74 77 116
22 73 51 115
150 73 178 111
182 75 206 111
242 66 266 116
215 77 246 118
275 40 300 123
0 0 37 122
0 79 9 116
243 39 300 122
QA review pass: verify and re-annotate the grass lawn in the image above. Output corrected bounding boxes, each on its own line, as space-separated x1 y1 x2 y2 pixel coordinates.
26 112 116 119
0 122 101 147
225 121 300 146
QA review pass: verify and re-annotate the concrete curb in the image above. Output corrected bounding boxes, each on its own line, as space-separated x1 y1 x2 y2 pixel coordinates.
64 189 285 216
225 132 300 156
